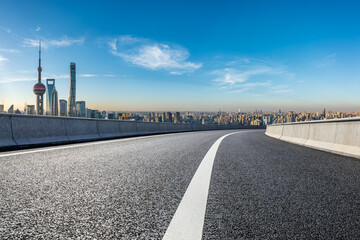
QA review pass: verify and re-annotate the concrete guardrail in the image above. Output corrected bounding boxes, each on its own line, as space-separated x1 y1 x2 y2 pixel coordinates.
0 113 264 150
265 117 360 159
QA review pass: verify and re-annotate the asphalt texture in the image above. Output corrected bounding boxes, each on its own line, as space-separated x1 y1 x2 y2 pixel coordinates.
203 131 360 239
0 130 359 239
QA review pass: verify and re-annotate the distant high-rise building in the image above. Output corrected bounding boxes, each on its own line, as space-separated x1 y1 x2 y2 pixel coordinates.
91 110 100 119
33 40 46 115
59 99 67 116
107 112 116 119
0 104 4 113
51 88 58 116
174 112 180 123
86 108 91 118
166 112 173 123
24 105 35 115
286 111 295 123
68 62 76 117
118 112 130 120
76 101 86 117
8 105 14 113
46 79 55 115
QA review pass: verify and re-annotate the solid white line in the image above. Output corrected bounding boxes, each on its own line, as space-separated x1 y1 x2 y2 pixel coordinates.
162 131 252 240
0 132 193 158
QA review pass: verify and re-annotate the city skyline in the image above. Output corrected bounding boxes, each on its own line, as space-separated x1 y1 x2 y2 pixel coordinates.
0 1 359 112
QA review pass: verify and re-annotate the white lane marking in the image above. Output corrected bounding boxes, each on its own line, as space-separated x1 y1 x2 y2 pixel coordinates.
163 131 254 240
0 132 195 158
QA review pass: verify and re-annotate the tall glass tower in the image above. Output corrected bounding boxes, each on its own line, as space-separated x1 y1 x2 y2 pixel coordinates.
68 62 76 117
46 79 55 115
51 87 58 116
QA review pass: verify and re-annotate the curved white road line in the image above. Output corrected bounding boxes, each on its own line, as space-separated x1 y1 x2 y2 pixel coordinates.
163 130 255 240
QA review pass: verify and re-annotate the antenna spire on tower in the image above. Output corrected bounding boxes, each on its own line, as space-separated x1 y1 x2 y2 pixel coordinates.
39 39 41 68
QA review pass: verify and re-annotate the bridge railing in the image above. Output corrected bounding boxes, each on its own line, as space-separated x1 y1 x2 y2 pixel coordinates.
265 117 360 159
0 113 264 150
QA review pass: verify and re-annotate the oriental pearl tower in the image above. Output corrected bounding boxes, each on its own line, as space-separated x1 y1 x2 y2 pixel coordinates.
33 40 46 115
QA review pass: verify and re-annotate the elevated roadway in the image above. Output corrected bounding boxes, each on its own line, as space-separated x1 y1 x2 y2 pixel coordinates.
0 130 359 239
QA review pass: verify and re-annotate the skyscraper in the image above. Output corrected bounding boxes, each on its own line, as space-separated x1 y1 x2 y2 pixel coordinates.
46 79 55 115
7 105 14 114
33 40 46 115
76 101 86 117
174 112 180 123
166 112 173 123
51 87 58 116
68 62 76 117
24 105 35 115
0 104 4 113
59 99 67 116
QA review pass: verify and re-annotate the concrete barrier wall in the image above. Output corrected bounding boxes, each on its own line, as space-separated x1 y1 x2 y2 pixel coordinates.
12 115 68 145
0 114 17 148
265 118 360 159
97 120 121 139
65 118 100 142
0 113 265 150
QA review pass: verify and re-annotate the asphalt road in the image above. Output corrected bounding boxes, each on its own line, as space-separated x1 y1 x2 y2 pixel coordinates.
0 130 359 239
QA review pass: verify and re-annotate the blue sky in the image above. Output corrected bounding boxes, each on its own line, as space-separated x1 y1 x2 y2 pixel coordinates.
0 0 359 112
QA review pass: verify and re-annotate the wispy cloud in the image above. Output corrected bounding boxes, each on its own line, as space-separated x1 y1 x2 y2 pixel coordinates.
0 72 103 83
0 55 9 64
107 35 202 74
312 53 336 68
103 74 118 77
213 58 294 94
227 81 272 93
23 37 85 48
35 26 41 32
79 74 96 77
0 76 36 83
0 48 21 53
0 73 67 83
0 26 11 33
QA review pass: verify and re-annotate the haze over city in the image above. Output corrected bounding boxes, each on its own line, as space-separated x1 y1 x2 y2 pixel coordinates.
0 0 359 112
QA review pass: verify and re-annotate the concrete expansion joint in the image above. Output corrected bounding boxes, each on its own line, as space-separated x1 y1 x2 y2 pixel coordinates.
9 114 18 146
64 118 69 141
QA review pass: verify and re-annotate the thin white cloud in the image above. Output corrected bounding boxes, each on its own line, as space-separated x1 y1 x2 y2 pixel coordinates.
23 37 85 48
79 74 96 77
108 35 202 74
0 48 21 53
0 73 68 83
35 26 41 32
169 71 183 75
313 53 336 68
0 76 35 83
273 89 294 94
0 55 9 64
0 72 103 83
103 74 119 77
271 84 294 94
0 26 11 33
213 67 277 85
213 58 294 94
227 81 272 93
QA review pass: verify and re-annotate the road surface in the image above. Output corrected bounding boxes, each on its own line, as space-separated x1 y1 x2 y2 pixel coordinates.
0 130 359 239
